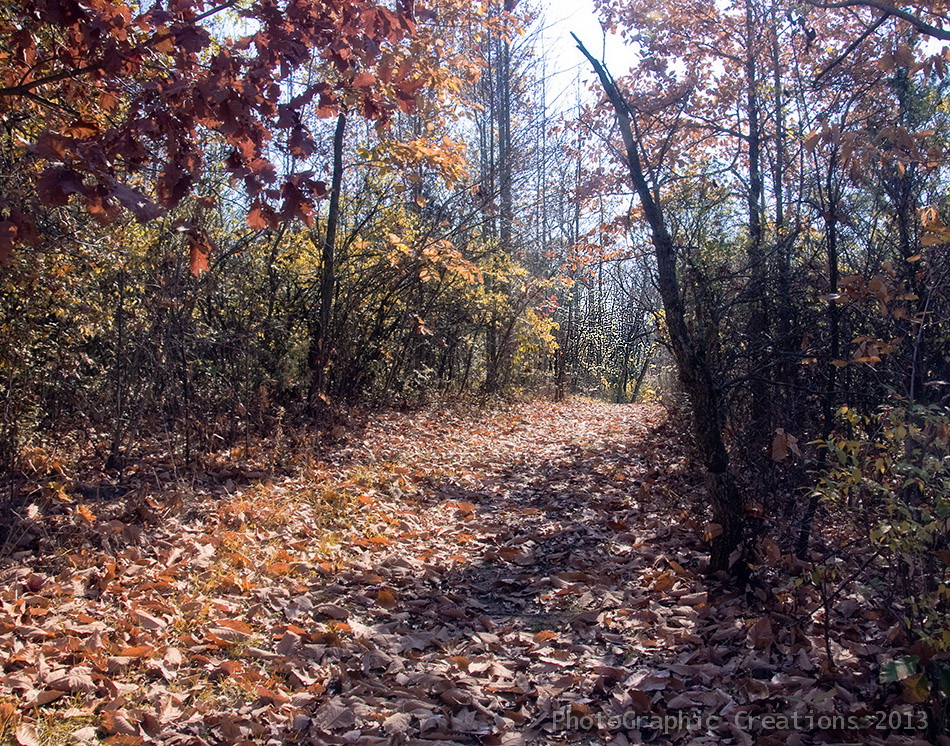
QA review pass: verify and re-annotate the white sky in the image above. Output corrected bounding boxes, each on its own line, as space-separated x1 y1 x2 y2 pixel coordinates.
536 0 631 111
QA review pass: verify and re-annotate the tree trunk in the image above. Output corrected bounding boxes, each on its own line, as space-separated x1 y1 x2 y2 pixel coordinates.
616 341 630 404
309 112 346 405
798 153 841 557
743 0 771 451
575 36 745 575
631 350 651 403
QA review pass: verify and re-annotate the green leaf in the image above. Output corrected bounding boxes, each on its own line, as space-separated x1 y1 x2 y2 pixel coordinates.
880 655 919 683
937 663 950 696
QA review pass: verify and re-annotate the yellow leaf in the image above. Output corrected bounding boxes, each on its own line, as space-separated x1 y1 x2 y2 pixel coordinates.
901 673 930 703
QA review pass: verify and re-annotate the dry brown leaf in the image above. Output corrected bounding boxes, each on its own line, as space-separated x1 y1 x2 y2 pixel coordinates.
131 610 166 631
70 726 99 743
747 616 775 649
276 630 301 655
315 603 349 620
101 711 139 736
15 724 40 746
47 667 95 693
0 401 916 746
382 712 412 734
163 647 183 667
25 689 65 707
207 619 253 643
311 700 357 730
105 736 144 746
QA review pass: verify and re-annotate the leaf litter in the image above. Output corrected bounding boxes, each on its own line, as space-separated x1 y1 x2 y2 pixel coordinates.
0 400 935 745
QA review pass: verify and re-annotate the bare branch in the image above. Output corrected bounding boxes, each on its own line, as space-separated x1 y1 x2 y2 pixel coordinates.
806 0 950 41
814 12 890 82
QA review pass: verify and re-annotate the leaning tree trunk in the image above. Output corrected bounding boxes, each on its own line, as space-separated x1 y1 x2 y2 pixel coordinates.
575 37 745 574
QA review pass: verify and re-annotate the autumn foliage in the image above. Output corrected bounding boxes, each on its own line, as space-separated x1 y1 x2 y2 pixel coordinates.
0 0 420 259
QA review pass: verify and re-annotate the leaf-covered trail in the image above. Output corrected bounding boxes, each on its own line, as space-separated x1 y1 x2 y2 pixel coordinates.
0 401 928 746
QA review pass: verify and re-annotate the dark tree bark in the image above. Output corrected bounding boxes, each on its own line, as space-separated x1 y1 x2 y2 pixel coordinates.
309 112 347 405
484 28 515 394
798 148 842 557
743 0 771 451
575 36 745 575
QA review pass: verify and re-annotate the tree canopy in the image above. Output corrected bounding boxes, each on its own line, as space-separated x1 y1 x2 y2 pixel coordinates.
2 0 950 738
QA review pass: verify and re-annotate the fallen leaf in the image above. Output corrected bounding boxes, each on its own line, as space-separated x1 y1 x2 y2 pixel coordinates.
748 617 775 649
15 724 40 746
311 700 356 730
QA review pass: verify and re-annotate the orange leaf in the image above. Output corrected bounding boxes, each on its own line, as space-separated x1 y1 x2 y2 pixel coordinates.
449 655 470 670
255 686 290 705
207 619 253 642
247 204 268 230
215 619 253 633
106 736 144 746
356 536 391 548
376 588 397 608
265 562 291 576
76 504 96 523
189 242 209 276
101 711 138 736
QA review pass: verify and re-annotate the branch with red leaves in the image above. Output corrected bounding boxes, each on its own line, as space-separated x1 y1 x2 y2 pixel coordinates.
0 0 421 262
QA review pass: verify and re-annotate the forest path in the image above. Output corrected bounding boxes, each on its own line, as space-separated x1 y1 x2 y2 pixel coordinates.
1 401 917 746
269 399 722 746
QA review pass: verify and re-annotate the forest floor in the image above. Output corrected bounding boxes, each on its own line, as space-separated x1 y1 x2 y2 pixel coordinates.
0 400 937 746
